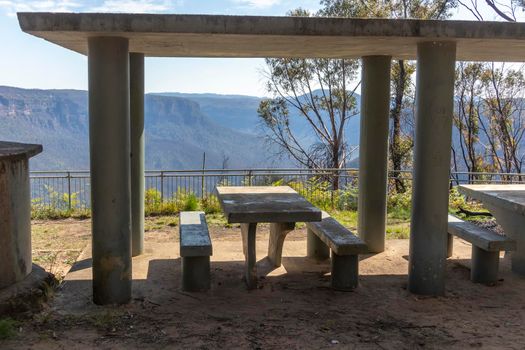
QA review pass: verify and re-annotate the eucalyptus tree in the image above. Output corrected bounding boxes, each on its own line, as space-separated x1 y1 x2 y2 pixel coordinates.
453 62 485 180
479 63 525 174
322 0 457 192
258 0 456 192
258 9 361 191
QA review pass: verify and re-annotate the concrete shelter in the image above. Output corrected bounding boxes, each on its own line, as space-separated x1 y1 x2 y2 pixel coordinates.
17 12 525 303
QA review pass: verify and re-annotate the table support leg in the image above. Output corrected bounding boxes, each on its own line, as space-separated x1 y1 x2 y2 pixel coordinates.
483 203 525 275
447 233 453 258
268 222 295 267
241 223 257 289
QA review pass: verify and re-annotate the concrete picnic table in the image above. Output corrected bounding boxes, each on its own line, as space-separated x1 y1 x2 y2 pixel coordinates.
216 186 322 289
458 184 525 275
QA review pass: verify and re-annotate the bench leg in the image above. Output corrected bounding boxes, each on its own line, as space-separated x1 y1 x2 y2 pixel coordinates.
471 246 499 285
307 228 330 261
447 233 453 258
331 252 359 291
241 223 258 289
268 222 295 267
181 256 210 292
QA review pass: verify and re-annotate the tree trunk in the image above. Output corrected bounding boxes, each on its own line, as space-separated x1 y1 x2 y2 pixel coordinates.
390 60 407 193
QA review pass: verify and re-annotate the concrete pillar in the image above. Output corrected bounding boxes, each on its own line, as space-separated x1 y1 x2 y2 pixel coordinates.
408 41 456 296
88 37 132 305
358 55 392 253
0 142 42 289
130 53 145 257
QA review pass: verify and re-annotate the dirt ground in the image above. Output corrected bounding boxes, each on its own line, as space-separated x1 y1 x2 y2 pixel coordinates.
2 218 525 349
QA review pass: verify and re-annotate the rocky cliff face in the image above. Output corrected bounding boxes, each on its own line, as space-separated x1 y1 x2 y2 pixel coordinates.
0 86 275 170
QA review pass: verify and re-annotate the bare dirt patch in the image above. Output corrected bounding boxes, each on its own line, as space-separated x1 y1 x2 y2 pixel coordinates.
2 218 524 349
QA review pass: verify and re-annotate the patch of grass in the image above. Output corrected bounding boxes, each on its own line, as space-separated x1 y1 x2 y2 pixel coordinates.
31 207 91 220
144 216 180 231
329 210 358 230
0 318 18 340
329 209 411 239
31 221 89 278
386 222 411 239
205 213 229 227
90 311 118 330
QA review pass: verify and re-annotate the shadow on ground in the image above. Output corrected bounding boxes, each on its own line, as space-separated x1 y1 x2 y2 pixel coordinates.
2 235 525 349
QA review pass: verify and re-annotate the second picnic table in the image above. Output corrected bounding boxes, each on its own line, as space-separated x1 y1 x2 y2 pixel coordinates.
458 184 525 275
216 186 322 289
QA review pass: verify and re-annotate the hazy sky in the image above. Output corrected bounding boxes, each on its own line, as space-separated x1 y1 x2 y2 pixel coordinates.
0 0 518 96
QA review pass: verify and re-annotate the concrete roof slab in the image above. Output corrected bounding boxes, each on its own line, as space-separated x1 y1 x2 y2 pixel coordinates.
17 13 525 61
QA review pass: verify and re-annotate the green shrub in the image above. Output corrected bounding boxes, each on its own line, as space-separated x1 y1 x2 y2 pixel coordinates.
448 187 467 211
145 188 163 215
287 178 336 210
387 188 412 220
182 193 199 211
31 186 87 220
0 318 17 340
336 187 359 211
201 195 222 214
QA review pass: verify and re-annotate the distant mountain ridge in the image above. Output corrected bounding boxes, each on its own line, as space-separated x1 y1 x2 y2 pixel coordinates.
153 92 263 134
0 86 285 170
1 85 515 173
155 90 362 153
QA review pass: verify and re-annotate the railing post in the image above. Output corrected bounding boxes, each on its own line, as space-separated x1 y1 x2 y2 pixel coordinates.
67 171 72 211
248 170 253 186
160 171 164 203
201 175 205 199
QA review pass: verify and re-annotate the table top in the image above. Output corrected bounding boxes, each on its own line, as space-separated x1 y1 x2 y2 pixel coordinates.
216 186 322 224
0 141 42 161
458 184 525 216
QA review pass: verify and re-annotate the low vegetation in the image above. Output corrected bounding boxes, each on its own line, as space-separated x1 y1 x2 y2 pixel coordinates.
0 318 18 340
30 178 486 242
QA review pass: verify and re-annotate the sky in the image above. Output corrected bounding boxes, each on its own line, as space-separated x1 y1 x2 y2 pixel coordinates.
0 0 521 97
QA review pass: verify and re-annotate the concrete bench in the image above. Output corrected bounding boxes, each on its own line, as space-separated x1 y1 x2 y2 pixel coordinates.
306 212 368 291
447 215 516 284
179 211 212 292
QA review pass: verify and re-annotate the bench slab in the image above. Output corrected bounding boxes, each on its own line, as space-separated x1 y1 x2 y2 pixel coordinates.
179 211 212 257
447 215 516 252
306 212 368 255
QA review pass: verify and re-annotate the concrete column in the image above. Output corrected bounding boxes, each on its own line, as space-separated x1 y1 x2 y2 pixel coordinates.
358 55 392 253
0 142 42 289
408 41 456 296
88 37 132 305
130 53 145 257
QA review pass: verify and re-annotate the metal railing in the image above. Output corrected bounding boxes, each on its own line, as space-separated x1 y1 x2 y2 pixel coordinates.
29 168 525 210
